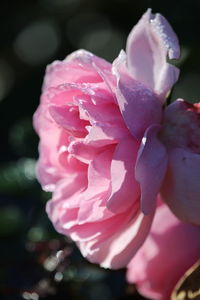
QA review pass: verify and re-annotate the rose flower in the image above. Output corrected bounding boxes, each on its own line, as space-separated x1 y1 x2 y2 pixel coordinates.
34 9 180 268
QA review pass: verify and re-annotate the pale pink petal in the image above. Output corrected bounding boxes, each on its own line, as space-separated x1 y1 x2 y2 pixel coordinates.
135 125 168 215
85 125 128 145
52 191 137 242
66 50 113 84
84 52 117 96
68 207 134 243
68 139 103 164
36 127 70 191
107 138 140 213
43 50 107 90
113 51 162 140
50 182 154 269
68 123 126 164
77 195 113 225
161 147 200 225
44 82 111 107
46 172 87 232
77 149 114 224
79 148 112 201
77 100 125 128
126 9 180 100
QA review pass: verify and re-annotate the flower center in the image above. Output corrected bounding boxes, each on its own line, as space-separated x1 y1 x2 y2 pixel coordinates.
160 101 200 154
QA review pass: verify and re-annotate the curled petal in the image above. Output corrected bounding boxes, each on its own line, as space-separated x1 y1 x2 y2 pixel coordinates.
126 9 180 100
135 125 168 215
161 148 200 225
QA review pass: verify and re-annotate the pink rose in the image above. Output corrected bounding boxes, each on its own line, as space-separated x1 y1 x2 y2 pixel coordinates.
127 203 200 300
160 100 200 225
34 9 179 268
140 98 200 225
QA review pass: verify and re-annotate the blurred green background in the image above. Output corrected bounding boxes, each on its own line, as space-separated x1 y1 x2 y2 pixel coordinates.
0 0 200 299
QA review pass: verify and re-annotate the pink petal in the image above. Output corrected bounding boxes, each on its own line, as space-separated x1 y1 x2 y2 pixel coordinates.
49 105 88 137
68 123 126 164
79 148 113 204
135 125 168 215
107 138 140 213
68 206 135 243
36 127 70 191
113 51 162 140
42 49 117 104
46 172 87 231
43 50 108 91
79 210 155 269
127 204 200 300
78 100 125 128
126 9 180 100
85 125 128 145
161 147 200 225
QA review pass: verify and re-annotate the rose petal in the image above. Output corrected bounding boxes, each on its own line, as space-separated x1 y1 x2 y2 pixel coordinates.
126 9 180 100
107 138 140 213
79 210 154 269
113 51 162 140
135 125 168 215
68 123 126 164
43 50 108 91
127 204 200 300
161 147 200 225
80 148 113 202
46 172 87 232
49 105 88 137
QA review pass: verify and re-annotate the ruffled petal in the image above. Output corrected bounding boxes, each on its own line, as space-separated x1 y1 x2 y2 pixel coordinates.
79 209 154 269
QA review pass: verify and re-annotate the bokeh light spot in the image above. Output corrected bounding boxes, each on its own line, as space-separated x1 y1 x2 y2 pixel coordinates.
14 20 60 65
66 12 125 61
28 226 48 242
54 271 63 282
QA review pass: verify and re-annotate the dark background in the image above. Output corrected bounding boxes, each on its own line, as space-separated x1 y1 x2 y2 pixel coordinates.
0 1 200 299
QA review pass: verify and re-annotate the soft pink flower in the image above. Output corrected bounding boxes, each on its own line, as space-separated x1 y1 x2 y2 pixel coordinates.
34 9 179 268
127 203 200 300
